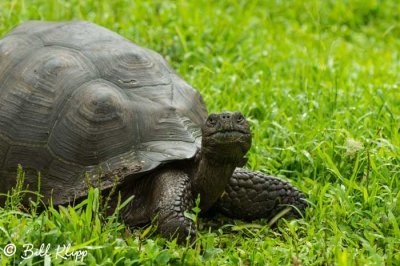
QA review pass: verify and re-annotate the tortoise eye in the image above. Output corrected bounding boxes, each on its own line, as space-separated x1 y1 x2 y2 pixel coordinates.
236 115 244 123
206 116 217 127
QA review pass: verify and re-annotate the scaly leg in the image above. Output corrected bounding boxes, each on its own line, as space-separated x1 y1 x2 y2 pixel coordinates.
214 168 307 221
118 168 196 243
150 168 196 243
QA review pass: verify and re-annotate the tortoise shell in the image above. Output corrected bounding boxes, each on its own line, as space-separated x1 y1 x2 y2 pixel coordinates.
0 21 207 204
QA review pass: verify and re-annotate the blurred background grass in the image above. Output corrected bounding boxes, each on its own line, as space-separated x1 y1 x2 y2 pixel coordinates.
0 0 399 265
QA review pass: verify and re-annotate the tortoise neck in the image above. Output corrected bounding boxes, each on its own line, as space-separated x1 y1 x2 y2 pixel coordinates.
192 152 238 211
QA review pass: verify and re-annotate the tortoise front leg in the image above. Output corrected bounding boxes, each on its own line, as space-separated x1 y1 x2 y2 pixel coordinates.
214 168 307 221
150 168 196 243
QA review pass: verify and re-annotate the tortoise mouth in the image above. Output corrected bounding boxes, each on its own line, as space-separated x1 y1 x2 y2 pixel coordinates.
202 129 252 157
208 130 251 142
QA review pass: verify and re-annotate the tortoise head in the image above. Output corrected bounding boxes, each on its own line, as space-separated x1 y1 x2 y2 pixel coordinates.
201 111 252 163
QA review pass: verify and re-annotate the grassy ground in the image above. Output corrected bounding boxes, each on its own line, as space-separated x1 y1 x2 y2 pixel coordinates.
0 0 399 265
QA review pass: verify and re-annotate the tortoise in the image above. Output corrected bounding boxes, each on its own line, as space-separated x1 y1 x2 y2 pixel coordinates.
0 21 307 242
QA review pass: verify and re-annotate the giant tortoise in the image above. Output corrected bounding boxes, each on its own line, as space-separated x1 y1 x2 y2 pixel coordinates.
0 21 307 241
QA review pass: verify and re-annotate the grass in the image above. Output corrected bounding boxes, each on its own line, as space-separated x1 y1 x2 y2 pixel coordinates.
0 0 399 265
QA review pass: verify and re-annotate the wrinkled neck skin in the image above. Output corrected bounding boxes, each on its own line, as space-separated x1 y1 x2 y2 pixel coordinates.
192 151 240 212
